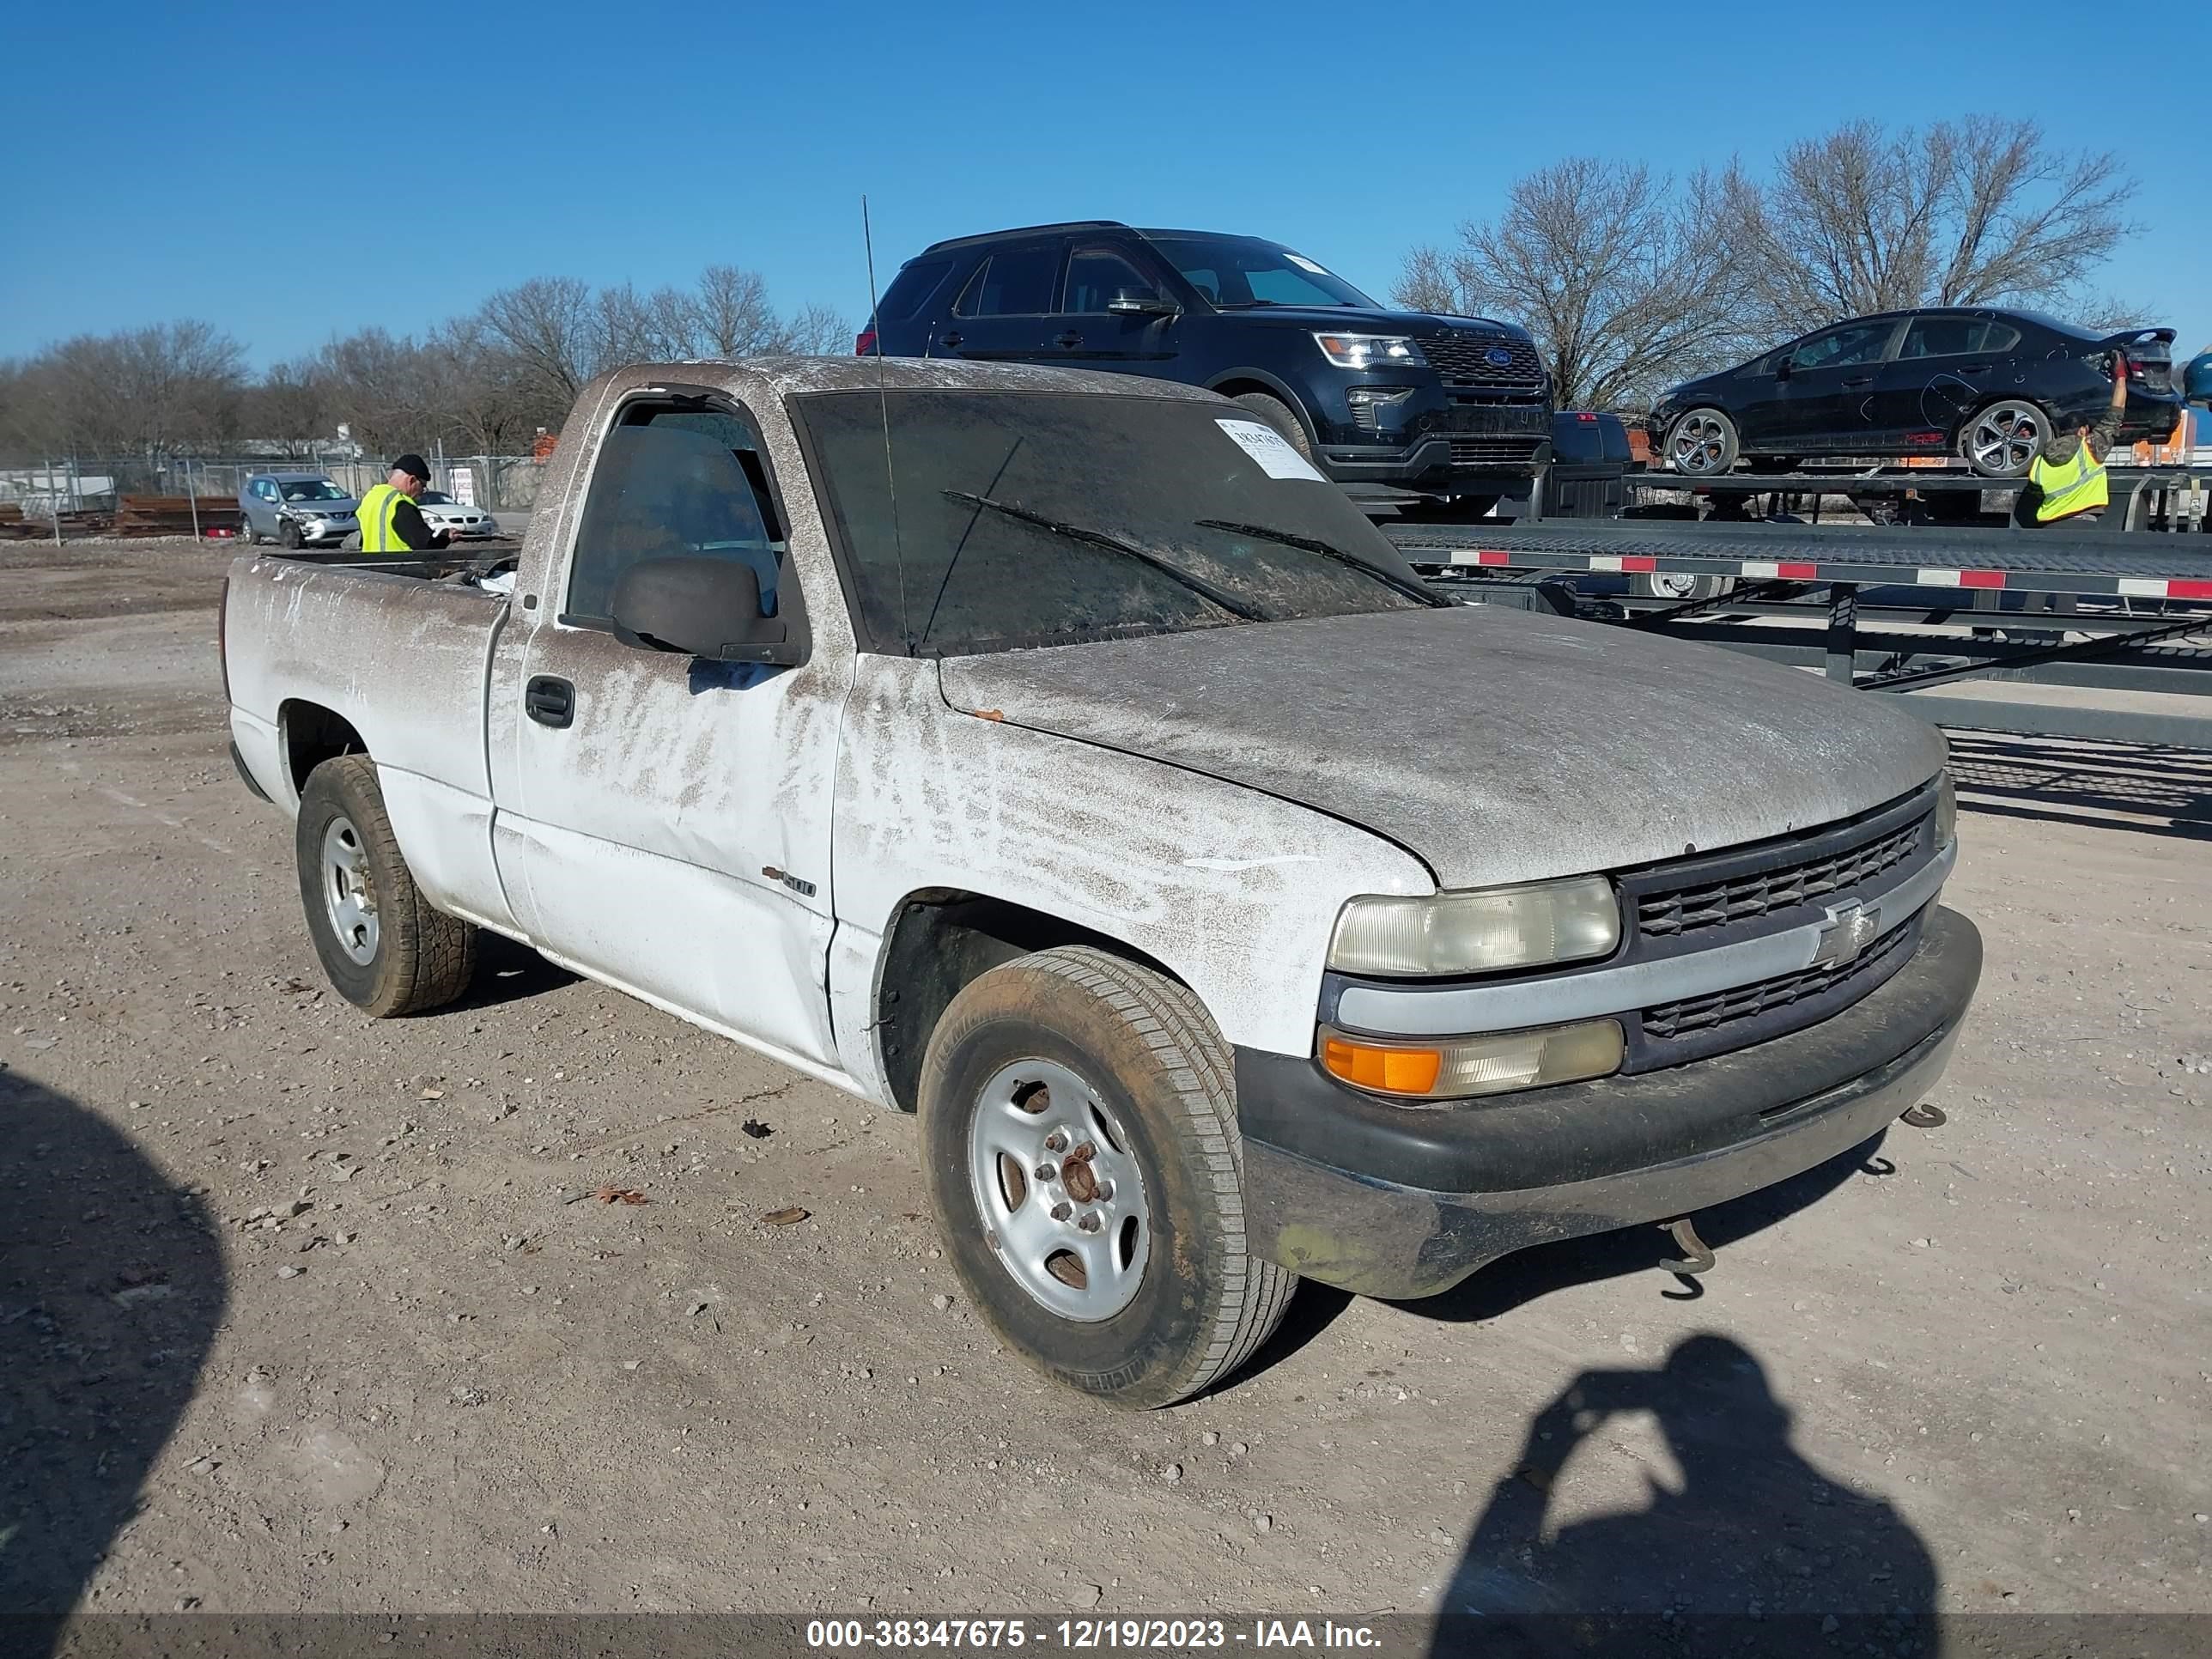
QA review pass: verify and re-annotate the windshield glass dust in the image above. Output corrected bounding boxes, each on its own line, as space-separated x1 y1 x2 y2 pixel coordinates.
794 390 1433 656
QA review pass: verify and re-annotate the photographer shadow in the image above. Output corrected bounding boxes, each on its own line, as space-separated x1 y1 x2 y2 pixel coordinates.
1431 1332 1936 1656
0 1073 227 1656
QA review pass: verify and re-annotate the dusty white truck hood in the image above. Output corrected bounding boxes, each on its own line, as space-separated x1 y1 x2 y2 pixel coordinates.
936 605 1945 889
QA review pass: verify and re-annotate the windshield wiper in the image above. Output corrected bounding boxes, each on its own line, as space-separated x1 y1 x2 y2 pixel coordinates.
1194 519 1454 609
943 492 1271 622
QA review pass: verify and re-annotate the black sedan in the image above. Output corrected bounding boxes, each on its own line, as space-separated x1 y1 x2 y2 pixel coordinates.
1650 308 2183 478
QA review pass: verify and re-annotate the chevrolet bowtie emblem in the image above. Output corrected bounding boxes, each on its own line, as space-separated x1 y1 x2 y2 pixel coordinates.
1812 898 1881 967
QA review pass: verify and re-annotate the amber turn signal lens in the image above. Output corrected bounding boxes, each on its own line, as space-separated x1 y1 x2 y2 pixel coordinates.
1321 1035 1443 1096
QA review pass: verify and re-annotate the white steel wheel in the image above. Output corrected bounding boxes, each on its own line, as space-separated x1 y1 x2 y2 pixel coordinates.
966 1057 1151 1322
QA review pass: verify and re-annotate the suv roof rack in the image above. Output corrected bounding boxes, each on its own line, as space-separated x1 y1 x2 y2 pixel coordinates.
921 220 1130 253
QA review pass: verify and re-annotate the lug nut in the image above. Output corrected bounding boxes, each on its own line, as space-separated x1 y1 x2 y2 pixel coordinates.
1093 1181 1113 1202
1078 1212 1102 1233
1044 1133 1068 1153
1050 1201 1073 1222
1035 1163 1057 1182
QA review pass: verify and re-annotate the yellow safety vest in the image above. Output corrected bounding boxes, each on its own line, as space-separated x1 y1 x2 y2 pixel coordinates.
2028 440 2107 524
356 481 416 553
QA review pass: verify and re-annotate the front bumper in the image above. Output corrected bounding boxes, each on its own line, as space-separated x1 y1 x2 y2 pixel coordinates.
1236 905 1980 1298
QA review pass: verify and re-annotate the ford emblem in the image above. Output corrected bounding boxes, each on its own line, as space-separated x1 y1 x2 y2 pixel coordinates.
1486 346 1513 368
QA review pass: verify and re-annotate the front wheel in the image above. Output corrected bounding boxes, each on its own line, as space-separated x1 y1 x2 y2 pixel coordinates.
1960 399 2053 478
1665 407 1740 476
920 946 1296 1408
278 517 303 550
295 756 478 1016
1230 391 1316 460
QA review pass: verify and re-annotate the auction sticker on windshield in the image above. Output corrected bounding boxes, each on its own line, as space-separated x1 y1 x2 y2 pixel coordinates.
1216 418 1327 483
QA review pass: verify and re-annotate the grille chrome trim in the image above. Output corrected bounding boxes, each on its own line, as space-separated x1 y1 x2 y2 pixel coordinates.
1328 842 1954 1038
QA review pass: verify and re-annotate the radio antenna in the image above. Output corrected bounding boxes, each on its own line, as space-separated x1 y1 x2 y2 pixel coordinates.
862 194 913 653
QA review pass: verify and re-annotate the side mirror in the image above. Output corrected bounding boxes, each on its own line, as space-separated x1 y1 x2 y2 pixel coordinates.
1774 357 1793 381
1107 295 1181 318
610 556 800 665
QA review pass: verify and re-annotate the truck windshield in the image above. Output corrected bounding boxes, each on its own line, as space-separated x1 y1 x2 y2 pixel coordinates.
793 390 1438 656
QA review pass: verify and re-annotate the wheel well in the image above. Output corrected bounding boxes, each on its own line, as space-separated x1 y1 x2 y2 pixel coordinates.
280 701 366 793
873 892 1182 1114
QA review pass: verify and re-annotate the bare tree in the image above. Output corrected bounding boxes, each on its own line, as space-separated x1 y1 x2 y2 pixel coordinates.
776 301 854 356
1742 117 2136 327
1393 158 1764 408
476 276 599 408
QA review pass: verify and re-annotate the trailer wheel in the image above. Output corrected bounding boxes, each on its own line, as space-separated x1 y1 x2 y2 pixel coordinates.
295 756 478 1017
1665 408 1739 477
1633 572 1734 602
1231 392 1316 460
920 946 1296 1408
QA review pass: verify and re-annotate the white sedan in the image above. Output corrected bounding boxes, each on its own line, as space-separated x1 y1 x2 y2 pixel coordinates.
415 491 501 538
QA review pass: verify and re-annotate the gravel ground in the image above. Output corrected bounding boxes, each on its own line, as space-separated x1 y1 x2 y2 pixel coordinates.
2 538 2207 1628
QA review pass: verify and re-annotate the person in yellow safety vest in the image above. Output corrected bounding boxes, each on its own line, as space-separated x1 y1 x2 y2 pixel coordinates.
2017 353 2128 527
356 453 456 554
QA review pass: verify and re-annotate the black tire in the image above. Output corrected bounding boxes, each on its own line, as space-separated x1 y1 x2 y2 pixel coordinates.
295 756 477 1017
1231 391 1316 460
1664 407 1740 477
1958 398 2054 479
919 946 1296 1408
278 517 303 550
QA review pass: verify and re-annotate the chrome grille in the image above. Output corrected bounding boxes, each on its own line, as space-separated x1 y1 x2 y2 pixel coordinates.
1638 815 1926 939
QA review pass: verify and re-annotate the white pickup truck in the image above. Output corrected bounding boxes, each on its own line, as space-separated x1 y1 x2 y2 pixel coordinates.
222 356 1980 1407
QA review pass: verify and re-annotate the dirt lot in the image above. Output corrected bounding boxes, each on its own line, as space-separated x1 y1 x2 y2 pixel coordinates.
3 538 2208 1630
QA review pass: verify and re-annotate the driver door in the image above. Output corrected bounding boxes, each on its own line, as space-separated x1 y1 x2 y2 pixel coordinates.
492 393 847 1068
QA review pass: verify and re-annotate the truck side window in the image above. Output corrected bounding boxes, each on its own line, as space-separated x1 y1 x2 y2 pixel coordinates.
565 404 789 629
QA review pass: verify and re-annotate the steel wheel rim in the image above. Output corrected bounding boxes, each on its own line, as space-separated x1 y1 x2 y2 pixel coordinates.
1670 412 1728 475
966 1058 1151 1322
321 815 379 966
1649 572 1699 600
1969 404 2041 473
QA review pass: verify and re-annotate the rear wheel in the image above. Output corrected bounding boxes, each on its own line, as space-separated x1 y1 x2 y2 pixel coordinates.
920 946 1296 1408
1960 398 2052 478
1665 407 1739 477
1231 391 1316 460
295 756 477 1017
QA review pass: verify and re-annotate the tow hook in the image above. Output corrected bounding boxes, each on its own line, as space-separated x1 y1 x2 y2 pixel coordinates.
1656 1216 1716 1277
1900 1103 1947 1128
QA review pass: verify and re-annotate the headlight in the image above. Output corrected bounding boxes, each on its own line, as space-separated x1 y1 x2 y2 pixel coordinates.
1314 332 1426 370
1320 1019 1625 1102
1936 771 1957 848
1328 875 1620 977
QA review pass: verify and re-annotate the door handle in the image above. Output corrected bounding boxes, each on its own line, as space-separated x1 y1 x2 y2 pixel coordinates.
525 675 574 729
1958 363 1990 374
1841 375 1875 388
938 331 963 349
1052 331 1084 348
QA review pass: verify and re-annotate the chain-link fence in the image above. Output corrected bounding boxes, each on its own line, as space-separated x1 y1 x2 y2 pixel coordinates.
1 452 547 520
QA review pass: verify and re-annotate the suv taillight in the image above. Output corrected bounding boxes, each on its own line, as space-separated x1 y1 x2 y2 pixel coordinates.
854 328 878 356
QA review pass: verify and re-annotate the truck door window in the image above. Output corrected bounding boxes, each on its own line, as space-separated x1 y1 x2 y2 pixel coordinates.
564 404 789 629
1060 247 1164 314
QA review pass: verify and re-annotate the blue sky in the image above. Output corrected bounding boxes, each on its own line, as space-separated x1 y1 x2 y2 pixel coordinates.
4 1 2204 370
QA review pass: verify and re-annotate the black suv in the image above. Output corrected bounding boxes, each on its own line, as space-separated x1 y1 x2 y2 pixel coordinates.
862 222 1554 513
